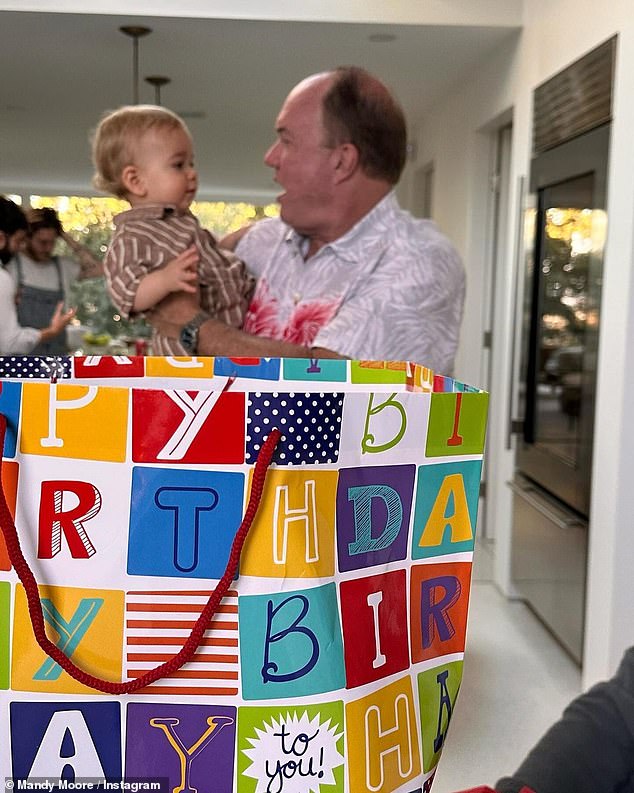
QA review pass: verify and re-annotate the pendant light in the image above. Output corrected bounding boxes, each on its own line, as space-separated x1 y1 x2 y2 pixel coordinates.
145 75 171 106
119 25 152 104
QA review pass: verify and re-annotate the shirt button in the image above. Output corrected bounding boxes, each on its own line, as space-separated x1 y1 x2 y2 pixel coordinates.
293 292 301 304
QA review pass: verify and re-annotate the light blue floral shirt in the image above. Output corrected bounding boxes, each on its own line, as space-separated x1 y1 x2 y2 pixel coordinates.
237 192 465 374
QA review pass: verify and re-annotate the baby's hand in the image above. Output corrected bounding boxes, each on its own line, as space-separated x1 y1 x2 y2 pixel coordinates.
163 245 199 294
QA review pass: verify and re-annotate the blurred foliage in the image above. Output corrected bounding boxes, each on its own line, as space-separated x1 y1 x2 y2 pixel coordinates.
29 195 278 341
192 201 279 237
544 207 594 242
541 207 602 348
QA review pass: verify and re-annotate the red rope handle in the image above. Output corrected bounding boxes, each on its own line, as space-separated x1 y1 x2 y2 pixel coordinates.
0 413 281 695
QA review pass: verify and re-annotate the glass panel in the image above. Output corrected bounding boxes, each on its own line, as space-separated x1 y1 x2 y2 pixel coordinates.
533 175 604 467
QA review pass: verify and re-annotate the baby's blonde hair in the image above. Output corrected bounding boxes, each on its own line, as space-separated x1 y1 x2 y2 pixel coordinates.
91 105 190 198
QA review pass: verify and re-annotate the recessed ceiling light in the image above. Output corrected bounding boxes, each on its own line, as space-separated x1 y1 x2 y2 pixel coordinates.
368 33 397 43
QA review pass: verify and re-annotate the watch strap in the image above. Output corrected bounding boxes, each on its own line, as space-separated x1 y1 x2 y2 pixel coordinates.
179 311 211 354
186 312 211 333
150 310 209 341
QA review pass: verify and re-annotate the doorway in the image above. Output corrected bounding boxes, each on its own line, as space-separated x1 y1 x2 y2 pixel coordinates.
480 121 513 540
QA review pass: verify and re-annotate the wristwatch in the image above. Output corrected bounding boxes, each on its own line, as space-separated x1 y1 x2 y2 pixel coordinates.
179 312 210 355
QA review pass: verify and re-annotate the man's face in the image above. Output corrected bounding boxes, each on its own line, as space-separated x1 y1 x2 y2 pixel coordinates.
26 227 58 262
264 76 338 236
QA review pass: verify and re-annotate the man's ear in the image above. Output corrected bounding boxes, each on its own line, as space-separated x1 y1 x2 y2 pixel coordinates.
121 165 146 197
332 143 359 184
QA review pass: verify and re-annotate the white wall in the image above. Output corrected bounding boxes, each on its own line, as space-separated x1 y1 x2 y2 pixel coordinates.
413 0 634 688
404 34 521 389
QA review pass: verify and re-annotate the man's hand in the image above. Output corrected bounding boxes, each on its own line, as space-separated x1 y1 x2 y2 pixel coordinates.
40 301 76 342
218 224 254 251
60 230 84 250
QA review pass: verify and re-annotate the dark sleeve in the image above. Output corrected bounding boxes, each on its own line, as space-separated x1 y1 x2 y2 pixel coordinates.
496 647 634 793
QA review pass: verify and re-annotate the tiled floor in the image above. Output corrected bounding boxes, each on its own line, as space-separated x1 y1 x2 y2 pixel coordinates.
430 541 582 793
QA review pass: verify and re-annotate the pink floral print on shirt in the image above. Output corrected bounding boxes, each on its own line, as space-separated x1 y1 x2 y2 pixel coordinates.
243 280 281 338
244 278 340 346
282 299 339 345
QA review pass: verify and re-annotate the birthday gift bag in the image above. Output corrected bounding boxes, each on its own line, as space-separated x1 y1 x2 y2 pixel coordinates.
0 355 488 793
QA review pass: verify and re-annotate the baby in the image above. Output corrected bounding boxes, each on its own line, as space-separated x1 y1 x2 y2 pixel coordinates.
92 105 254 355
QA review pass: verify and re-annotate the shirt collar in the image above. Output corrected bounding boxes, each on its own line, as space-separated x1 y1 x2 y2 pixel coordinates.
114 204 191 225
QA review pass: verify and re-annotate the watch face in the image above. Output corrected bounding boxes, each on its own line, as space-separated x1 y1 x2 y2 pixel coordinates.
178 312 208 354
179 325 198 353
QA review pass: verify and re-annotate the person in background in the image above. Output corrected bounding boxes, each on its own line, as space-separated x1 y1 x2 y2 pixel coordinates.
150 66 465 371
91 104 254 356
454 645 634 793
0 197 75 355
4 206 102 355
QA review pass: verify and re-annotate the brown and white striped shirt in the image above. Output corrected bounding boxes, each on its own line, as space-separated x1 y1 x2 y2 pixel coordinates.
104 205 254 355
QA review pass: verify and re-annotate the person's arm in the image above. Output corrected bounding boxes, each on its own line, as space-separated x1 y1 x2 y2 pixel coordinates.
455 648 634 793
197 316 343 358
218 223 254 251
495 651 634 793
133 245 199 313
0 283 73 355
60 231 104 279
0 277 40 354
149 290 343 358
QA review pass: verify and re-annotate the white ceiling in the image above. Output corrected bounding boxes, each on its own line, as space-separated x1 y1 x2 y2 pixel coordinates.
0 10 520 202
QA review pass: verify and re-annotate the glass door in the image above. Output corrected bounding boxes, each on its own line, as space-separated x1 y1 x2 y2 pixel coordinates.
532 177 604 463
518 153 607 516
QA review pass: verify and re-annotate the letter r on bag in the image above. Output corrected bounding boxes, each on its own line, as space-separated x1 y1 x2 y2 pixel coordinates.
39 480 101 558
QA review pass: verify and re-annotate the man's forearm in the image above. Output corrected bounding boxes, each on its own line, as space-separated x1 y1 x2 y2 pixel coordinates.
197 318 343 359
147 291 344 358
